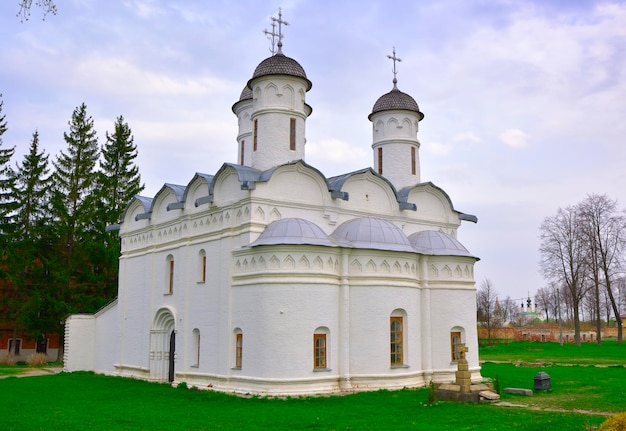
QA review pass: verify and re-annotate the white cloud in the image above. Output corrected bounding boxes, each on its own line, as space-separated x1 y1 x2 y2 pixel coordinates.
499 129 529 150
424 142 451 156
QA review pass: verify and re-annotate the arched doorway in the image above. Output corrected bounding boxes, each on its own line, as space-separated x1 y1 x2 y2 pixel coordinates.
149 308 176 382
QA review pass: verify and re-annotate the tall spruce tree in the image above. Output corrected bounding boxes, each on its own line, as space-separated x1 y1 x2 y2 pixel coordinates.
12 130 51 240
94 115 144 298
51 103 100 267
6 131 59 353
0 94 17 242
98 115 144 226
50 102 107 328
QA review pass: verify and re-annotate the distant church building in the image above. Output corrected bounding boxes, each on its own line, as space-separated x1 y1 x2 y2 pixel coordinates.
64 12 481 395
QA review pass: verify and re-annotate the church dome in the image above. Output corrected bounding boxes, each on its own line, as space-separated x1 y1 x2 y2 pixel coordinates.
239 86 253 101
249 53 312 90
331 218 414 252
408 230 476 258
251 218 334 247
368 88 424 120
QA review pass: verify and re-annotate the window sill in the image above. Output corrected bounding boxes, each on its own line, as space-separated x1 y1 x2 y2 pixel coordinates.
231 367 241 370
196 281 206 285
313 368 332 372
190 364 199 369
390 364 409 369
164 293 173 296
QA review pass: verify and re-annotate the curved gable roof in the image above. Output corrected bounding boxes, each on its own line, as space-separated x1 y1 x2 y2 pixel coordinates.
120 195 153 222
183 172 214 206
398 182 478 223
150 183 186 213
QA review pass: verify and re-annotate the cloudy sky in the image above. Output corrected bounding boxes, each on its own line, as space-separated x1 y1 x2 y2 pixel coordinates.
1 0 625 302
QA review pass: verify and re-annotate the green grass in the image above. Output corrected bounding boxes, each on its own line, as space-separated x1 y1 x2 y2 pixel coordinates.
0 364 28 376
0 371 606 431
2 341 625 430
480 339 626 365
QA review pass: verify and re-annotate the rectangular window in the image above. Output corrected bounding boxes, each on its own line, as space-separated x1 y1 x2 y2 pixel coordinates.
378 148 383 175
253 119 258 151
313 334 327 369
168 260 174 294
390 317 403 366
235 333 243 368
202 255 207 283
196 333 201 366
289 118 296 151
411 147 416 176
240 140 245 165
450 331 462 362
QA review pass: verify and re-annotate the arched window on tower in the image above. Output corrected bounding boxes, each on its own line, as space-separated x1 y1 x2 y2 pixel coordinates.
378 147 383 175
253 119 258 151
411 147 416 176
289 118 296 151
240 140 245 165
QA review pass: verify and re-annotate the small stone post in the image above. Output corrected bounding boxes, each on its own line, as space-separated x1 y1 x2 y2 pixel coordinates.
454 343 471 393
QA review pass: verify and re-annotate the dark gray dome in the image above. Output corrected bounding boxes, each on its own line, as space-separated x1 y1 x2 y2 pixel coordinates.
249 53 312 90
239 86 253 101
408 230 475 258
368 88 424 121
250 218 334 247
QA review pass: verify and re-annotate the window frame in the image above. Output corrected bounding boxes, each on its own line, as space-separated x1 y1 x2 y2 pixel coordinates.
253 119 258 151
289 118 296 151
313 333 327 369
390 316 403 366
450 331 462 362
235 333 243 369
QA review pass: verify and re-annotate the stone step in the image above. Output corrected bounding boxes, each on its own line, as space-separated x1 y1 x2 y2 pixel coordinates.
479 390 501 401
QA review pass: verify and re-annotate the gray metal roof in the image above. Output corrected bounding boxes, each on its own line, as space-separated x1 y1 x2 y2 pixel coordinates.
331 217 414 252
250 218 335 247
408 230 477 258
368 88 424 120
249 53 312 90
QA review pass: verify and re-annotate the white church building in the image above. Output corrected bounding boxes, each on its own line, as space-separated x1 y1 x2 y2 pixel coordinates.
64 13 481 396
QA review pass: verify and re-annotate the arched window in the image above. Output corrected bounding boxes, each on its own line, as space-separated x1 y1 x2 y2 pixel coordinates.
198 250 206 283
234 329 243 369
450 326 465 362
390 316 403 366
313 327 329 370
165 255 174 294
289 118 296 150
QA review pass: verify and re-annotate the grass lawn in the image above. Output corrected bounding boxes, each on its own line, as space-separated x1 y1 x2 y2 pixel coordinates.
480 339 626 365
1 341 623 430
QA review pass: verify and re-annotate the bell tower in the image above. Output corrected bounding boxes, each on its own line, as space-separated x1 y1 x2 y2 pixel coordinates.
368 47 424 190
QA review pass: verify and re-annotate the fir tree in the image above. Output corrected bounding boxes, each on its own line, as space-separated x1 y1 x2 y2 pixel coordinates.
94 115 144 298
12 130 51 240
98 115 144 226
51 102 100 266
0 94 17 241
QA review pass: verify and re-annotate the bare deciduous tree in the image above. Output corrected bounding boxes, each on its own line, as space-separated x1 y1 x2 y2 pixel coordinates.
579 194 625 344
540 205 589 345
476 278 497 341
17 0 57 21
